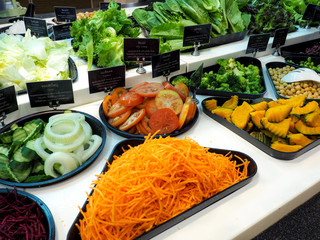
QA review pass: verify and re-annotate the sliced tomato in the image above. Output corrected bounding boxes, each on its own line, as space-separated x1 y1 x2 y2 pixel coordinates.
141 115 154 134
149 108 179 135
111 87 128 104
107 101 130 118
136 97 150 109
119 108 146 131
127 125 137 134
119 92 144 107
102 95 113 117
134 82 164 98
178 102 190 130
136 122 149 135
155 89 183 115
163 81 186 102
108 109 132 127
129 82 148 92
185 97 197 125
146 98 158 117
174 82 189 99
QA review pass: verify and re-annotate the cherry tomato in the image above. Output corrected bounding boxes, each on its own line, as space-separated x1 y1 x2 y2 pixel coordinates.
155 89 183 115
111 87 128 104
102 95 113 117
119 92 144 107
163 81 186 102
134 82 164 98
146 99 158 117
185 97 197 125
119 108 146 131
177 102 190 130
108 109 132 127
149 108 179 135
107 101 130 118
129 82 148 92
174 82 189 99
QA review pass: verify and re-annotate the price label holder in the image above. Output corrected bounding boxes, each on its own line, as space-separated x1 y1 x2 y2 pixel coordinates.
53 23 72 40
124 38 160 74
100 2 121 10
88 65 126 94
54 6 77 23
246 33 271 58
272 27 289 56
183 24 211 56
302 4 317 29
151 50 180 81
24 17 48 37
0 86 18 128
26 80 74 109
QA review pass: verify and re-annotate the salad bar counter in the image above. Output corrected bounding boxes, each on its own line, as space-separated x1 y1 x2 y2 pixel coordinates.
0 1 320 240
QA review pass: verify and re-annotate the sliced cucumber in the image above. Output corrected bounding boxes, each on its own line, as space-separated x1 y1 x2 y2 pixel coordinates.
12 127 27 142
0 163 19 182
0 153 9 164
9 146 33 172
0 144 9 156
23 120 44 144
24 174 53 183
0 129 13 144
32 159 44 174
10 164 32 182
21 139 39 160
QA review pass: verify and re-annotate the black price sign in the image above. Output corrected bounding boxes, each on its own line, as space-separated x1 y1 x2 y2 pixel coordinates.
53 23 72 40
54 6 77 22
24 17 48 37
302 4 317 21
26 80 74 108
0 86 18 115
100 2 121 10
272 27 289 48
151 50 180 78
124 38 160 62
183 24 211 47
246 33 271 54
88 65 126 94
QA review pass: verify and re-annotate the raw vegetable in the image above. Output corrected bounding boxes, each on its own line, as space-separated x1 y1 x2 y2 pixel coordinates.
70 0 140 70
0 188 47 239
204 95 320 152
0 112 102 182
0 30 72 91
76 135 250 239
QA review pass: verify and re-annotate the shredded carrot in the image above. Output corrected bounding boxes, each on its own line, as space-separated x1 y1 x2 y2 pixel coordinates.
76 135 250 239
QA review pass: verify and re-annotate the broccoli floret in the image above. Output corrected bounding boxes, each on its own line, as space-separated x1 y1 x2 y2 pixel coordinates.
172 75 191 86
217 59 228 68
216 83 231 91
199 76 211 89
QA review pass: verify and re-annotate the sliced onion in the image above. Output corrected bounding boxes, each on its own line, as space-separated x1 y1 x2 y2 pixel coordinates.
81 121 92 144
48 112 85 123
73 145 84 159
82 135 102 162
44 118 82 144
44 152 79 178
43 131 85 153
34 136 50 160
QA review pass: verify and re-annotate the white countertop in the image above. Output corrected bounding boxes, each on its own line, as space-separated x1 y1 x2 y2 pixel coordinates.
1 23 320 240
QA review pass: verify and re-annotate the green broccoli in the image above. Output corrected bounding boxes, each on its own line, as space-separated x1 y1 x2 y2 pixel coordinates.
171 75 192 86
216 83 231 91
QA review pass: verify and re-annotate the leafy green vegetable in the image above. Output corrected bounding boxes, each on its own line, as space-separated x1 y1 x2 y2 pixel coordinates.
70 0 140 70
0 30 72 91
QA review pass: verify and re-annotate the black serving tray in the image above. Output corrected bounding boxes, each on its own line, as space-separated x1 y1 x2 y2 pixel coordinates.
280 38 320 57
0 109 106 188
98 102 199 139
169 56 266 99
0 188 55 240
202 96 320 160
284 55 320 73
67 138 257 240
16 57 78 95
265 61 320 103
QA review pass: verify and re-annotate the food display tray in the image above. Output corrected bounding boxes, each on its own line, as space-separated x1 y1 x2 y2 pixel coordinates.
169 56 267 99
0 109 106 188
67 138 257 240
17 57 78 95
284 55 320 73
0 188 55 240
280 38 320 57
202 96 320 160
265 61 320 103
98 102 199 139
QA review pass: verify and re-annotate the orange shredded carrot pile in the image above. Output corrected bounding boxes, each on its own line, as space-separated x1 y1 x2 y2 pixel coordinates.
76 135 250 240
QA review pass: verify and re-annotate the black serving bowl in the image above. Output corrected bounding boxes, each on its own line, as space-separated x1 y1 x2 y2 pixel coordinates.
169 56 267 99
0 109 106 188
202 96 320 160
98 102 199 139
67 138 257 240
0 188 55 239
